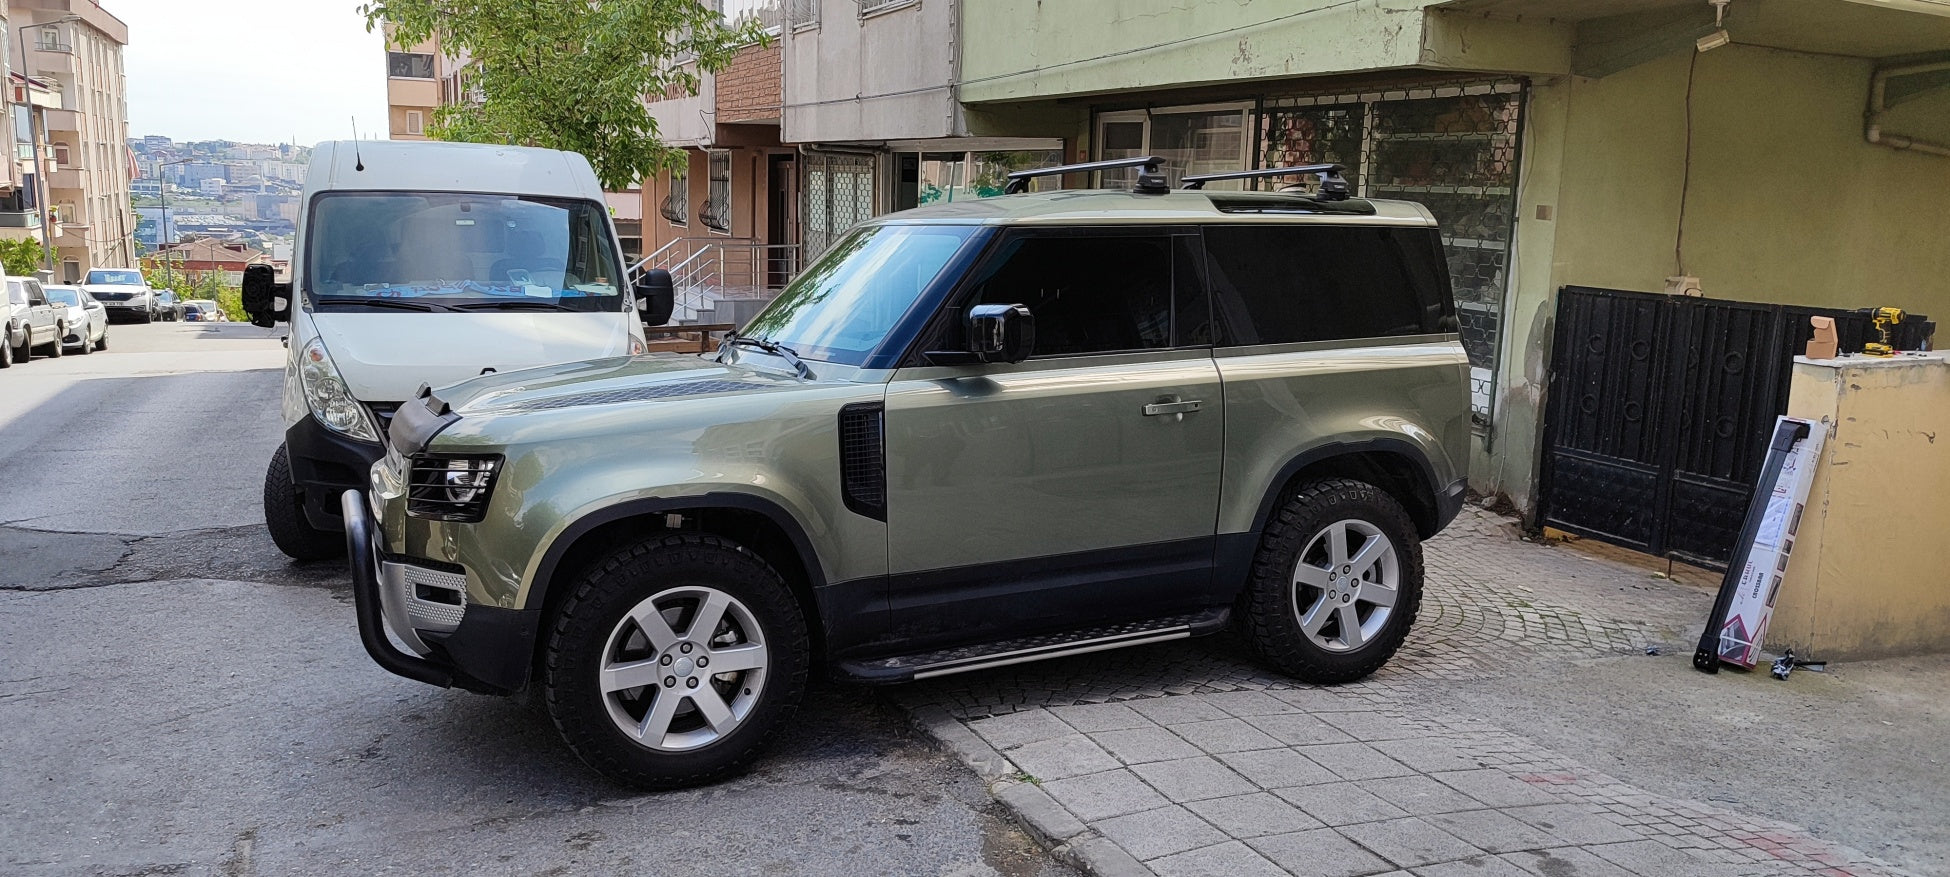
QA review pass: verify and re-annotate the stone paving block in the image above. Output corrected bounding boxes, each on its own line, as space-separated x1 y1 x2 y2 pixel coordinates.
994 780 1088 843
1132 756 1259 802
1202 690 1300 718
1094 726 1205 765
1499 847 1636 877
1042 769 1170 822
1241 712 1357 746
1247 828 1397 877
1430 769 1561 808
1502 804 1643 846
1313 710 1425 742
1149 839 1290 877
1274 781 1411 827
1411 855 1537 877
1052 702 1154 733
1096 805 1231 861
1217 748 1341 790
1370 738 1480 773
1168 718 1284 754
1297 742 1418 781
1423 809 1565 854
1269 687 1369 712
1584 839 1753 876
1339 816 1486 868
969 709 1074 750
1066 835 1156 877
1360 775 1484 816
1130 696 1231 726
1184 791 1324 839
1007 734 1122 782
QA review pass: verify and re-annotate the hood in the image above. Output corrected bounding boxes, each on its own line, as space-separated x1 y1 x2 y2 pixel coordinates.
433 352 806 415
310 311 637 403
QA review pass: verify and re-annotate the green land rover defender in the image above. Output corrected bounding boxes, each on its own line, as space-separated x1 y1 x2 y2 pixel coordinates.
346 158 1471 788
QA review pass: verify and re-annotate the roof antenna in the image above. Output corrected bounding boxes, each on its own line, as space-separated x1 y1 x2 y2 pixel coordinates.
351 117 365 172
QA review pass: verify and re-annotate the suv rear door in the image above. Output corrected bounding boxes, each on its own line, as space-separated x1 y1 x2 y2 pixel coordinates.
881 227 1224 648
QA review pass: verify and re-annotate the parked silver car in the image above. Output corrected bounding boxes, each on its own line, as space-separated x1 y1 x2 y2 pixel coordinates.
44 285 107 354
2 277 68 366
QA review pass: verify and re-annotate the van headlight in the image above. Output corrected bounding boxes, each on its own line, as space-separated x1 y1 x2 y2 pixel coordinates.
406 455 503 522
299 338 380 443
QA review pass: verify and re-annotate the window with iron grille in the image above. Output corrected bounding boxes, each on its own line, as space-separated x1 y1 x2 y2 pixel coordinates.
703 150 733 233
801 152 876 258
723 0 784 34
661 172 689 226
785 0 818 28
859 0 915 15
1262 80 1524 423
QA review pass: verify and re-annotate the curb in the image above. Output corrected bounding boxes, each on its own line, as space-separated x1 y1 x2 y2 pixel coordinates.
908 705 1154 877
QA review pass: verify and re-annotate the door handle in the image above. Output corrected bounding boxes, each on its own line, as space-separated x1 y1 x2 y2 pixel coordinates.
1142 399 1203 417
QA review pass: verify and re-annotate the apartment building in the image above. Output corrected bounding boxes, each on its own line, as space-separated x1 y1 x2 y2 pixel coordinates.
1 70 60 250
383 28 446 141
9 0 133 281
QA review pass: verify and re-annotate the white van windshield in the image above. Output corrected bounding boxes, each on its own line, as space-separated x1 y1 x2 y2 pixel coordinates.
304 192 624 314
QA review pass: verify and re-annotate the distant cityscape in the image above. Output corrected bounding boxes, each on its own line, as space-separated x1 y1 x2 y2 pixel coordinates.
130 136 307 269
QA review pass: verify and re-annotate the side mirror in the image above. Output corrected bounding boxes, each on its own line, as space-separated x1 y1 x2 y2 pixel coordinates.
966 303 1035 364
240 264 289 328
635 268 675 327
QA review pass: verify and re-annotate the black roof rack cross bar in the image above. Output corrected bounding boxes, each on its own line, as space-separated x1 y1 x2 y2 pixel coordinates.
1181 164 1352 200
1004 155 1171 195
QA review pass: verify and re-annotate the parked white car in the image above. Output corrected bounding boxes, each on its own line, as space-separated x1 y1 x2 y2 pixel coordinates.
45 285 108 354
241 139 665 560
81 268 159 323
2 276 67 366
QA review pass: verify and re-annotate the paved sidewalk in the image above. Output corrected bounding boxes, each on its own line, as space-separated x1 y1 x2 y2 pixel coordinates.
899 509 1915 877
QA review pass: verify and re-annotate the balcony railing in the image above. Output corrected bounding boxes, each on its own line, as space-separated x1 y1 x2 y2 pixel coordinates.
0 210 42 229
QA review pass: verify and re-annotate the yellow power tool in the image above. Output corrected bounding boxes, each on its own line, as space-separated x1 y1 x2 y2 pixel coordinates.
1864 306 1905 357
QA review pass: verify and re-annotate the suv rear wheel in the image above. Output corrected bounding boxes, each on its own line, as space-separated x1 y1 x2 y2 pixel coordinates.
1240 478 1423 683
544 534 808 789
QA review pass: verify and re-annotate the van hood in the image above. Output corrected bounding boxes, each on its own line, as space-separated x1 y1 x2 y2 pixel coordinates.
311 311 637 402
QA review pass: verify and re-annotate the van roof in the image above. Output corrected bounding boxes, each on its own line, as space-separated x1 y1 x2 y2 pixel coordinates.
868 189 1437 227
307 140 603 202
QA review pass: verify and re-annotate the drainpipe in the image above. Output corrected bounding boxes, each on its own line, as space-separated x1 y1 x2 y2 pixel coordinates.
1866 60 1950 158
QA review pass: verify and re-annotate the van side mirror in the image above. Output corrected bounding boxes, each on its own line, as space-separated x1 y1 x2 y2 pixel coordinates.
240 264 289 328
966 303 1035 363
635 268 675 327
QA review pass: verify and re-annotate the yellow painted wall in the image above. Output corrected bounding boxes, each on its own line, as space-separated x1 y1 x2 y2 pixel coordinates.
1776 356 1950 660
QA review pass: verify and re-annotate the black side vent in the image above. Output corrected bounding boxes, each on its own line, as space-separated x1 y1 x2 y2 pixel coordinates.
838 402 886 521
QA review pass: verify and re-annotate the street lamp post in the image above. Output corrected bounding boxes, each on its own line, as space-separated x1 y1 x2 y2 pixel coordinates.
17 14 83 276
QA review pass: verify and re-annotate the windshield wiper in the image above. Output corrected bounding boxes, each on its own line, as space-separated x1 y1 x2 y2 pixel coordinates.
450 300 576 312
314 296 450 313
722 333 811 380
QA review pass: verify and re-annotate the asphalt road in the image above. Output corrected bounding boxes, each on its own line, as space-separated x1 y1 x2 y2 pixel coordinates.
0 321 1069 877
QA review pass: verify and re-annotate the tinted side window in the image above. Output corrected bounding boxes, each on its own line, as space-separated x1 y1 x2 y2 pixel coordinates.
963 232 1208 357
1204 225 1454 346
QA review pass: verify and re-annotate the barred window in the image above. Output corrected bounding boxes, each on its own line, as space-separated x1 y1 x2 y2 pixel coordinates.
785 0 818 28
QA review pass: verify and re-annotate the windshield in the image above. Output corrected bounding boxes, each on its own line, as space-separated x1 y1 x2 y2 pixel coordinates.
740 225 978 365
45 288 81 306
86 270 142 286
303 191 624 313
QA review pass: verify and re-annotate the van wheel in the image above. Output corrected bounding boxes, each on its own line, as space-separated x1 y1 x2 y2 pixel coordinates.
0 330 12 367
263 443 342 561
544 534 809 790
1239 478 1423 684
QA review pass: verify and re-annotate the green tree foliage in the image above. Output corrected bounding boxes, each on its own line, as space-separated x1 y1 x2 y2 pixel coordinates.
361 1 766 191
0 238 50 278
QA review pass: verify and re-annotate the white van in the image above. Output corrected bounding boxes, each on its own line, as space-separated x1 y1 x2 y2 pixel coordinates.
244 140 673 559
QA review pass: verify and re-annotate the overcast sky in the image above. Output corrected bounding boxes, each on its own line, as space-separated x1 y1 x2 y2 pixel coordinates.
121 1 389 146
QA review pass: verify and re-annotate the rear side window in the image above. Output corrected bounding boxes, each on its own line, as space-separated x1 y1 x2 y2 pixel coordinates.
1203 225 1455 346
5 281 23 307
960 231 1208 357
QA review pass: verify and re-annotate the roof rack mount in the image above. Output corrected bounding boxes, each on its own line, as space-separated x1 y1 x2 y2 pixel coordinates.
1181 164 1351 201
1004 155 1171 195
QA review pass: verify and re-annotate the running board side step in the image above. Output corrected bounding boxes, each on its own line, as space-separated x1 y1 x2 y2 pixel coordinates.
838 609 1230 683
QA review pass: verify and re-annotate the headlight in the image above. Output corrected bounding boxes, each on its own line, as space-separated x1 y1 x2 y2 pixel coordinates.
298 338 380 443
406 455 503 522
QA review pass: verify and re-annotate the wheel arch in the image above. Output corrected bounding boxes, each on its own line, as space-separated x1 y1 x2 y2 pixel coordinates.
528 494 829 662
1250 438 1451 541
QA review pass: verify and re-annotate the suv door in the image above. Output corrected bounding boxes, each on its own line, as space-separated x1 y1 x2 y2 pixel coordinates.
881 227 1224 648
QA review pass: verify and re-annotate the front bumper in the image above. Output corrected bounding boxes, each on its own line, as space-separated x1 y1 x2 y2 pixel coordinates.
288 417 386 531
103 304 149 320
343 489 539 694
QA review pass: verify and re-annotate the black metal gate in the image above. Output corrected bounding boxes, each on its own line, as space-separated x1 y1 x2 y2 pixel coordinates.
1538 286 1932 568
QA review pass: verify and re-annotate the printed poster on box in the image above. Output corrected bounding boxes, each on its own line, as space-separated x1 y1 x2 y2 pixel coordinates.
1716 416 1825 668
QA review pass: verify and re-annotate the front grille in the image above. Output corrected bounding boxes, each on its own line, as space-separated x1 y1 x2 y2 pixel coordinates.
838 402 886 521
508 380 756 411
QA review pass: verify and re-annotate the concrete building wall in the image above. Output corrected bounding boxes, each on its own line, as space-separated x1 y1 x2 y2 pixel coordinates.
11 0 133 279
782 0 961 143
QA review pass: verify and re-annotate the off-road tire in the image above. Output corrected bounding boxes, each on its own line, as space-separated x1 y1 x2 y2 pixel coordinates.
1239 477 1423 684
544 534 809 790
263 443 342 561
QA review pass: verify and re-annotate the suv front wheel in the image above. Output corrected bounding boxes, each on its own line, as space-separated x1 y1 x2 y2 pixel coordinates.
544 534 809 789
1240 478 1423 684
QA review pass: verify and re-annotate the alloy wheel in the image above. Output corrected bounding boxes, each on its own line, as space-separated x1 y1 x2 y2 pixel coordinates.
599 586 769 751
1290 518 1400 652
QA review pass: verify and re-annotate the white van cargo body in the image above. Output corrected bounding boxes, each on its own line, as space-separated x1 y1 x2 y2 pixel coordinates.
250 140 668 560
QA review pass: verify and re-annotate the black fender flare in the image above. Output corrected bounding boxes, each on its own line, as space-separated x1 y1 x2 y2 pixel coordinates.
1246 437 1453 540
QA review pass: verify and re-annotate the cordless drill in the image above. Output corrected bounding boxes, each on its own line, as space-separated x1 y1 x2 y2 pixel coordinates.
1863 306 1905 357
